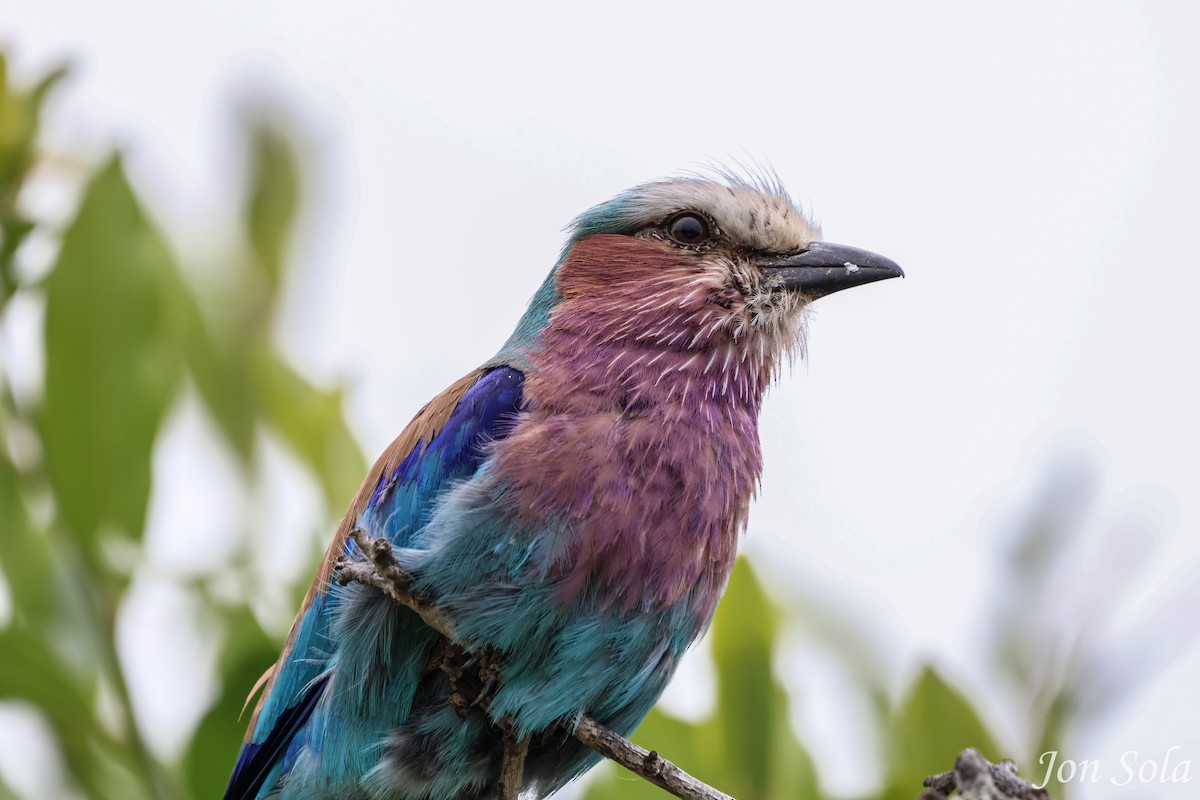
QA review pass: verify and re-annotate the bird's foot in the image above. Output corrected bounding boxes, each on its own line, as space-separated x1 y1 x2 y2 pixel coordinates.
471 676 498 708
431 640 504 718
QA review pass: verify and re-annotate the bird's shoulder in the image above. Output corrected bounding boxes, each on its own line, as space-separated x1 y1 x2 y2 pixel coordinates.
296 364 524 636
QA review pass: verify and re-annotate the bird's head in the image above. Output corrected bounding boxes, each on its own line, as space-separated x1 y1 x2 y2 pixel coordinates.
498 173 902 400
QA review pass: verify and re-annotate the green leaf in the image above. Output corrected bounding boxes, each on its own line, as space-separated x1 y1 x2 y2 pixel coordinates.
1031 690 1072 799
177 288 258 463
0 447 56 624
181 603 278 800
245 123 300 300
253 351 365 508
0 56 67 300
0 626 128 799
1 217 33 298
710 559 779 796
39 157 185 561
883 665 1000 800
708 559 818 800
1 55 67 189
179 121 307 465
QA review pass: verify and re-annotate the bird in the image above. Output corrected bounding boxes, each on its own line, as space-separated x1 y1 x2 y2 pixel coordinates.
224 172 903 800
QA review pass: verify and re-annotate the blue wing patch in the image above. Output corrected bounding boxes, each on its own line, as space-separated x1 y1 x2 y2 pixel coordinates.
223 366 525 799
365 366 525 545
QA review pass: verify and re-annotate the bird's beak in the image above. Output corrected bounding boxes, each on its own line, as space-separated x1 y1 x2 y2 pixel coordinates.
757 242 904 298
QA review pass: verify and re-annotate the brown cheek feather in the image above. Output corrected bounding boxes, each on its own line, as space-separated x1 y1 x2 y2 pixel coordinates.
555 234 700 299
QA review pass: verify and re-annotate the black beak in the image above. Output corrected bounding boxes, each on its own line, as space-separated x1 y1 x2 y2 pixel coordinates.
758 241 904 298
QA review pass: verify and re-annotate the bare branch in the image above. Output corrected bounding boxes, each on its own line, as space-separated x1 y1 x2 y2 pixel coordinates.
498 728 530 800
574 716 734 800
337 527 459 639
335 529 733 800
922 749 1052 800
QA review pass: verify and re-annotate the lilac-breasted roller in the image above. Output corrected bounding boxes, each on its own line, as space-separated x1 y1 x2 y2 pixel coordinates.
225 174 902 799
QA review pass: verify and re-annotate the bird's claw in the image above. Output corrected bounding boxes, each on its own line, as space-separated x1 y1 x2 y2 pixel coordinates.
460 651 484 674
470 676 498 709
432 641 504 719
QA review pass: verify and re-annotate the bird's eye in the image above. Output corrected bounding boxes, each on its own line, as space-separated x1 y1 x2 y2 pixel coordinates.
666 214 710 246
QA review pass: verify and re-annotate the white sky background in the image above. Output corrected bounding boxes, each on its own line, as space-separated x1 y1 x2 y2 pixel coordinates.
3 1 1199 798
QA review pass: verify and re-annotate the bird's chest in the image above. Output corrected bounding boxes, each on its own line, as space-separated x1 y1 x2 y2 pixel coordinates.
490 399 762 613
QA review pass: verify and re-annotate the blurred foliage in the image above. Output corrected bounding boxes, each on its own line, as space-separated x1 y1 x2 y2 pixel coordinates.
0 55 66 302
0 53 1189 800
0 54 364 799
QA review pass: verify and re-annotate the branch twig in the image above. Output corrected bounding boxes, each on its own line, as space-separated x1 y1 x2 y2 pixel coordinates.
922 748 1051 800
498 728 530 800
574 716 733 800
339 528 459 638
335 528 731 800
